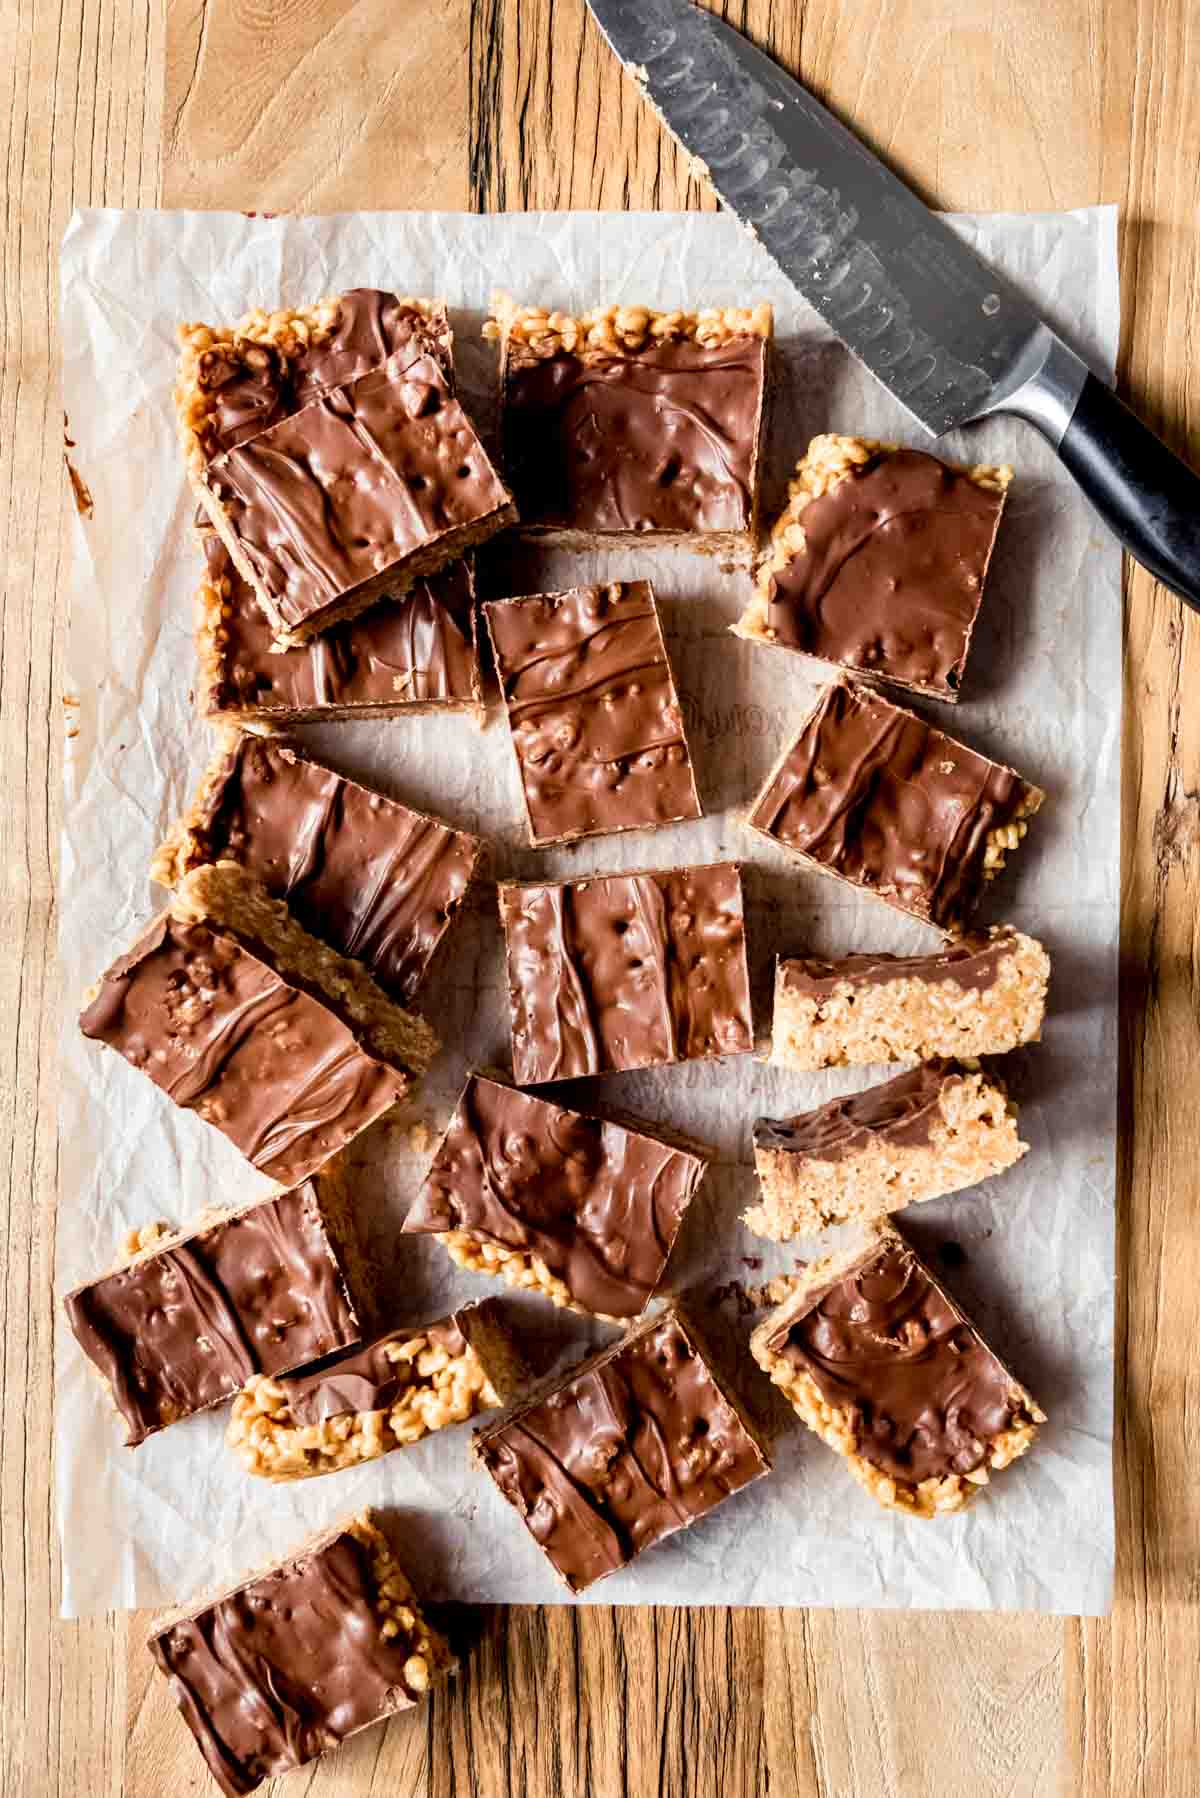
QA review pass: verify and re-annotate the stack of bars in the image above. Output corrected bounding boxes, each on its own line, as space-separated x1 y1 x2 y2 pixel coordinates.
66 285 1056 1793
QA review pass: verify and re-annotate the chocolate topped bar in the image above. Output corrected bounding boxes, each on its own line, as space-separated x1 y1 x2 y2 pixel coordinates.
490 299 770 547
474 1306 769 1591
63 1184 362 1446
737 437 1010 700
498 863 754 1083
153 732 481 1002
148 1511 454 1796
196 530 481 719
404 1074 709 1317
750 1224 1044 1515
747 678 1043 932
483 581 701 845
284 1316 471 1425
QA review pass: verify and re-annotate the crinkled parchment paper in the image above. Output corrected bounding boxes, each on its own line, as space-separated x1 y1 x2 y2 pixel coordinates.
57 206 1118 1616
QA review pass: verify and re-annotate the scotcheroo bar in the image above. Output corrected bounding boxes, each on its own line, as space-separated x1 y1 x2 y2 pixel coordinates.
747 677 1043 932
487 295 770 552
63 1183 364 1446
474 1304 769 1592
404 1073 710 1318
152 730 482 1003
746 1059 1026 1240
79 862 438 1185
735 435 1011 701
771 926 1050 1070
178 288 514 646
750 1222 1045 1517
148 1511 454 1796
228 1298 526 1482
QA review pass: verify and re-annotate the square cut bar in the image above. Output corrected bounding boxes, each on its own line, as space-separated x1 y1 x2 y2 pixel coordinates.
746 1059 1026 1241
483 581 702 845
750 1223 1045 1517
62 1183 364 1446
746 678 1044 933
497 862 754 1084
152 730 483 1004
403 1073 710 1318
79 862 438 1187
487 295 771 551
771 925 1050 1071
196 527 482 720
148 1510 454 1797
735 434 1011 701
474 1304 770 1592
178 289 514 646
227 1298 527 1482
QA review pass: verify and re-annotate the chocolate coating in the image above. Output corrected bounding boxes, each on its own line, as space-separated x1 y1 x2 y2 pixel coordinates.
202 532 479 714
476 1310 768 1591
765 449 1005 695
282 1316 468 1426
499 863 754 1084
181 734 480 1002
765 1235 1027 1484
79 913 408 1183
485 582 700 844
502 336 766 533
748 679 1040 930
778 929 1015 1000
404 1074 707 1316
149 1526 429 1796
63 1185 359 1446
753 1061 959 1163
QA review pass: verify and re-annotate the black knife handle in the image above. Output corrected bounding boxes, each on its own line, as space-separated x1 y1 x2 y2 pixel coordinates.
1056 373 1200 614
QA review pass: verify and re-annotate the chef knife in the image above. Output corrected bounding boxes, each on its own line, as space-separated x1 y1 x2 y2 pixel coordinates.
584 0 1200 613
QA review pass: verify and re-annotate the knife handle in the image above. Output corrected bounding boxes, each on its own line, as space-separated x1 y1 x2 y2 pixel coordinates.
1055 373 1200 615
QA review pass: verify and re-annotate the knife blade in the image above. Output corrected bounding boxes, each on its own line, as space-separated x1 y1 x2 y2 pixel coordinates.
584 0 1200 613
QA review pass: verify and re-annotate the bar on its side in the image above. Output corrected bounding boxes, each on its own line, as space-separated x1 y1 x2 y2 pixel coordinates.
746 1060 1026 1240
147 1510 454 1797
473 1303 770 1592
749 1222 1044 1518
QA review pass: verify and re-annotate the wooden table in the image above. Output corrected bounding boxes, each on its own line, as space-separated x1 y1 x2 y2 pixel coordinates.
4 1 1198 1791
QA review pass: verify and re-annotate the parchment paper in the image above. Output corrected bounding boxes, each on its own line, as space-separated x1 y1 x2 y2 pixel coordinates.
57 206 1119 1618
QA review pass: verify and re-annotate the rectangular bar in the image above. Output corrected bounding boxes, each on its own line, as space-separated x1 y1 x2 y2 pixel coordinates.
62 1183 364 1446
746 677 1044 932
482 580 701 845
770 925 1050 1070
497 862 754 1083
403 1073 710 1318
488 295 771 551
750 1223 1044 1518
151 730 483 1003
474 1304 770 1592
746 1059 1027 1240
147 1510 454 1796
227 1298 526 1481
79 863 438 1186
734 434 1011 700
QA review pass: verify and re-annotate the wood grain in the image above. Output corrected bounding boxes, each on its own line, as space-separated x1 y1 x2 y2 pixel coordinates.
3 0 1197 1792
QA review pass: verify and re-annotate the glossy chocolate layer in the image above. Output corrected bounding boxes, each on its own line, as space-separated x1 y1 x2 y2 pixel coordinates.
476 1309 768 1591
502 336 765 533
764 1235 1026 1484
63 1185 359 1446
202 532 479 714
404 1074 707 1316
182 734 480 1002
765 450 1004 695
79 913 409 1183
149 1525 430 1796
485 582 700 844
754 1061 958 1163
749 679 1040 930
499 863 754 1084
778 929 1015 1000
282 1315 469 1425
